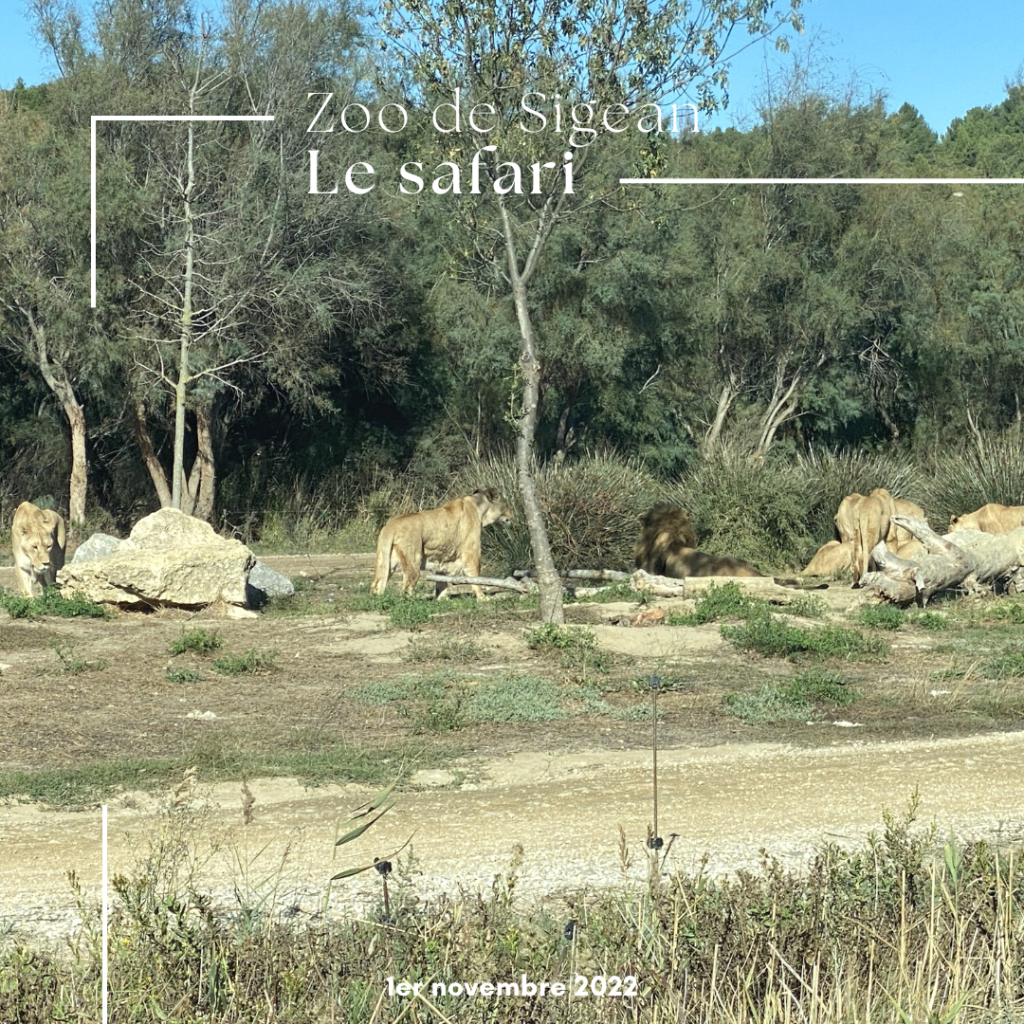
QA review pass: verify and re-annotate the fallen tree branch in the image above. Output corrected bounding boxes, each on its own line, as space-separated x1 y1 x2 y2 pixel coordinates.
423 573 537 594
630 569 687 597
513 568 632 581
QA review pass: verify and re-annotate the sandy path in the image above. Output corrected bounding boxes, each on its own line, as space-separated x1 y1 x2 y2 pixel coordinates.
3 730 1023 943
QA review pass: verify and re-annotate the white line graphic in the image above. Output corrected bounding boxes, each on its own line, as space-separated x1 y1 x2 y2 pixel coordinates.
90 115 275 307
620 176 1024 185
102 804 107 1024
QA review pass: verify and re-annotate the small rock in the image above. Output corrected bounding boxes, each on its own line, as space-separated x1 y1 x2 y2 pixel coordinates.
186 710 217 720
246 561 295 605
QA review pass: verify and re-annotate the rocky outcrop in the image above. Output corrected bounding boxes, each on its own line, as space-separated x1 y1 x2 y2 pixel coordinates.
59 509 256 610
71 532 123 563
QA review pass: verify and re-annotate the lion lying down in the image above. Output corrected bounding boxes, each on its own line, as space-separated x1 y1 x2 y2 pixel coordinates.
12 501 66 598
635 503 761 578
372 488 513 599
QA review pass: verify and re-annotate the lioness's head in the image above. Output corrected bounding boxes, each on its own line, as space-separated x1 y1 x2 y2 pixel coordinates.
472 488 514 527
17 526 54 571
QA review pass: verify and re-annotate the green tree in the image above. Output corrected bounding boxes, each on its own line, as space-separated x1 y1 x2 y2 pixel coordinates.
382 0 803 622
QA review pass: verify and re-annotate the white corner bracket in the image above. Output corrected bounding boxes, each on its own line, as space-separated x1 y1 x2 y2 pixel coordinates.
90 115 275 308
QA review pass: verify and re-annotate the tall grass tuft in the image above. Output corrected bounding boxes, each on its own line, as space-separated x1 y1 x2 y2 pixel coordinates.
922 433 1024 527
7 804 1024 1022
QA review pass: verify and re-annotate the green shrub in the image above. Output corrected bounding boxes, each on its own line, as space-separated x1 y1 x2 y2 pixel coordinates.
911 610 948 630
726 682 810 723
455 450 662 575
0 587 108 620
983 645 1024 679
212 649 278 676
165 668 202 684
465 674 567 723
669 581 768 625
722 615 888 661
858 604 905 630
169 628 223 656
673 448 814 571
786 668 858 706
525 622 608 672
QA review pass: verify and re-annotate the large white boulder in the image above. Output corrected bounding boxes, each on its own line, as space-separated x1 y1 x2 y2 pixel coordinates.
59 508 255 609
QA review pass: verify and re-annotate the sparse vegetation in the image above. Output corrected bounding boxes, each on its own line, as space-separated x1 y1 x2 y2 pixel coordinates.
212 648 279 676
526 622 609 674
722 615 889 661
0 587 108 620
858 603 905 630
169 627 224 656
4 798 1024 1022
165 668 202 684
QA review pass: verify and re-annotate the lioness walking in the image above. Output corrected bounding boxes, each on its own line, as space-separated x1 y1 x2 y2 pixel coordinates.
12 501 67 598
371 488 513 599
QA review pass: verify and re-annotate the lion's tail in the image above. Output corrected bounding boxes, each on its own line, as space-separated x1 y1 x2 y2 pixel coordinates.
371 530 393 596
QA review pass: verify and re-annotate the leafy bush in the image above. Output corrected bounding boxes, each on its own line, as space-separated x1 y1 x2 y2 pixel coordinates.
456 449 662 574
722 615 889 661
673 448 815 571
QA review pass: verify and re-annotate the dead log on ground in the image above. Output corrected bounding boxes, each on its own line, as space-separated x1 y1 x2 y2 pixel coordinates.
859 517 1024 605
630 569 687 597
513 568 632 581
423 573 537 594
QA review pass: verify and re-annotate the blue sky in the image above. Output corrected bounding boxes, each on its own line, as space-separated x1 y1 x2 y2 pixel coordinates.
1 0 1022 136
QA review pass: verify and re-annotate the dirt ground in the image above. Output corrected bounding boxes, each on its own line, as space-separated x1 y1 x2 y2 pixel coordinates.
2 554 1024 944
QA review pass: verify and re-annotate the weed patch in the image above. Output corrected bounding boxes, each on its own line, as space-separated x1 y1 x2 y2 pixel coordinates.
723 615 888 661
983 644 1024 679
526 622 608 673
0 587 108 620
669 582 769 625
212 648 278 676
169 628 223 656
165 668 203 684
465 674 567 723
858 604 904 630
50 637 106 675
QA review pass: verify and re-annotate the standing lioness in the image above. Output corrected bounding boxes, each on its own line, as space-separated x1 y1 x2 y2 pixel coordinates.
12 501 66 597
372 489 513 599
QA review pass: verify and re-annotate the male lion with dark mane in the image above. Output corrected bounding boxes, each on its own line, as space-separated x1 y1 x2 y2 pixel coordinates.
12 501 66 598
634 503 761 578
371 488 513 599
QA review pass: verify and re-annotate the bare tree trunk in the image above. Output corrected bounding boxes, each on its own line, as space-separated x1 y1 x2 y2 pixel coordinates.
499 196 563 624
965 405 985 459
756 361 802 457
23 311 87 532
172 119 197 511
192 402 216 522
133 401 173 508
704 380 735 452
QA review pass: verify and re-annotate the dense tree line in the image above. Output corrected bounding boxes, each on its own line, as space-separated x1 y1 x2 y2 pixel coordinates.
2 0 1023 548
